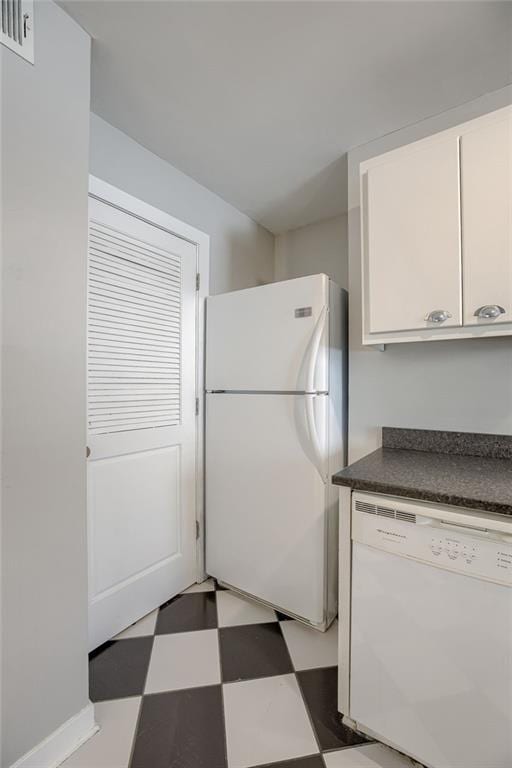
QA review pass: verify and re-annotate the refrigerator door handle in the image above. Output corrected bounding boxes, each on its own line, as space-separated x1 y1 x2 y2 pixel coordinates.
305 305 328 393
304 394 326 484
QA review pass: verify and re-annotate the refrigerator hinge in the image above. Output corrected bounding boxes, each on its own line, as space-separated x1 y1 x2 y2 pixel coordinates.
196 273 200 291
196 520 200 540
195 397 200 416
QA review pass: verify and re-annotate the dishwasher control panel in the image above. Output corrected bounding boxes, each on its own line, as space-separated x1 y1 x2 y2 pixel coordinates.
429 537 478 564
352 499 512 587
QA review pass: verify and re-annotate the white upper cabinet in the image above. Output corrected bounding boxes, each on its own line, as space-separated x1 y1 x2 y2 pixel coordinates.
364 137 461 335
461 112 512 327
361 105 512 345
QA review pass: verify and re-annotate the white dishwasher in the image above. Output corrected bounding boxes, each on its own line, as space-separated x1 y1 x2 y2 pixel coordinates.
349 492 512 768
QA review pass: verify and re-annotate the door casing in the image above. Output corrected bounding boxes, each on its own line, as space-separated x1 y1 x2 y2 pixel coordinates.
87 175 210 587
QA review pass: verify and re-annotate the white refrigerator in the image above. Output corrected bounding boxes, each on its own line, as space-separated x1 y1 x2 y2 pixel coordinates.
205 274 347 630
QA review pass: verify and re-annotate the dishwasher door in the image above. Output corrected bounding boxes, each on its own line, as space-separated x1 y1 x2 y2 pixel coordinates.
350 505 512 768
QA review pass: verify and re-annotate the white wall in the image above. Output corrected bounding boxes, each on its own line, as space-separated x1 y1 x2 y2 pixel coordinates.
89 114 275 295
274 215 348 289
348 85 512 463
1 3 91 765
0 46 273 765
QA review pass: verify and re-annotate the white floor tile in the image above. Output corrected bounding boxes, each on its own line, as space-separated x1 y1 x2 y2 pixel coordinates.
183 578 216 593
216 590 277 627
62 698 140 768
145 629 220 693
114 609 158 640
324 743 418 768
281 618 338 670
223 673 318 768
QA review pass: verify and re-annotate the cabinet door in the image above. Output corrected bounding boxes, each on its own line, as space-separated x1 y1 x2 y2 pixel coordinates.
364 136 462 335
461 113 512 326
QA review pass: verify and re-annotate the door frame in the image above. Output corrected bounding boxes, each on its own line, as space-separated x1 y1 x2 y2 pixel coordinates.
88 175 210 583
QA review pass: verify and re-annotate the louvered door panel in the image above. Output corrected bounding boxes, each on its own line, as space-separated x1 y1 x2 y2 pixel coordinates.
87 189 199 651
88 221 182 435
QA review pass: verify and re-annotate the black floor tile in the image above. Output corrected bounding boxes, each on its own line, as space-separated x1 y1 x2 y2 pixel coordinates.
156 592 217 635
131 686 227 768
275 611 293 621
89 637 153 702
257 757 324 768
219 622 294 682
297 667 370 751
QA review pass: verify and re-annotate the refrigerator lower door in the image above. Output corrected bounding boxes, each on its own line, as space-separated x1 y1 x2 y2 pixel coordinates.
206 392 330 626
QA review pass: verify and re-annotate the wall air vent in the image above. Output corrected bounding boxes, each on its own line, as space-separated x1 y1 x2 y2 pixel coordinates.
1 0 34 63
355 499 417 524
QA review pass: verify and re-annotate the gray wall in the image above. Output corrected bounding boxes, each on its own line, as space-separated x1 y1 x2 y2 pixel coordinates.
90 115 275 295
1 3 91 765
348 85 512 462
274 214 348 290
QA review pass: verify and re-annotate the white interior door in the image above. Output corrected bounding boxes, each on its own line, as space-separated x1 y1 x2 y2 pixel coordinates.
205 392 327 625
206 274 329 392
87 196 198 650
364 135 462 334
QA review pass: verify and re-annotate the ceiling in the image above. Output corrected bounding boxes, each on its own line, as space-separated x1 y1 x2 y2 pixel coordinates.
61 1 512 234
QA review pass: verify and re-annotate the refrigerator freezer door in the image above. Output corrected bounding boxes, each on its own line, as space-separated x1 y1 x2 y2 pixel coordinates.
205 392 329 625
206 274 329 392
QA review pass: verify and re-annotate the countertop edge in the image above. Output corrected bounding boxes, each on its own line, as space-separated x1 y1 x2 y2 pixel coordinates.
331 474 512 517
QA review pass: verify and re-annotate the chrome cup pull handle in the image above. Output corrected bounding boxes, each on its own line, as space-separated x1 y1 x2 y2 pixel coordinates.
474 304 506 319
425 310 452 324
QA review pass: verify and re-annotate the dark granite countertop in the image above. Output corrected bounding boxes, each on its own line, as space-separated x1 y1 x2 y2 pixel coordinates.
332 427 512 516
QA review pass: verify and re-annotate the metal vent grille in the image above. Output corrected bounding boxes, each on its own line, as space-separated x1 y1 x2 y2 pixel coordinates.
1 0 33 63
396 510 417 523
88 221 182 435
355 501 377 515
376 505 394 518
355 499 417 524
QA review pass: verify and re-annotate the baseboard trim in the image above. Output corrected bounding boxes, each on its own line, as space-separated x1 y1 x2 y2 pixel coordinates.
10 702 98 768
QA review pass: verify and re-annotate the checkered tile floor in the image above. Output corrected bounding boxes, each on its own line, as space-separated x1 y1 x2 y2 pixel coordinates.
64 580 418 768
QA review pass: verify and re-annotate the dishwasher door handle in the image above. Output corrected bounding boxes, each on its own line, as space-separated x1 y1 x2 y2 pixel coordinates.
416 515 512 544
